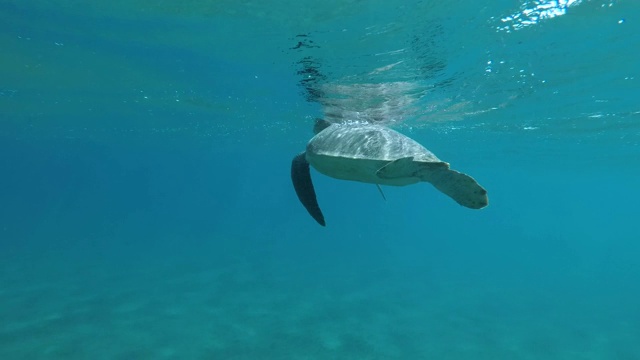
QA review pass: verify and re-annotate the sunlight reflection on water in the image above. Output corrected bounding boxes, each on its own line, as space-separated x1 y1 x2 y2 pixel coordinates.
497 0 596 32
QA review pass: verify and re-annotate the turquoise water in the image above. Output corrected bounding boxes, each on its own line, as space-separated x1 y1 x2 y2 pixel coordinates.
1 0 639 358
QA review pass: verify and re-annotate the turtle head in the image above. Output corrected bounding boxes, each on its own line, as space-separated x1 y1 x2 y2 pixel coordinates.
313 118 332 134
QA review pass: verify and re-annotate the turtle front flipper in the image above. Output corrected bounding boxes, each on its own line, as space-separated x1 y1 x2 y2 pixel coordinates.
291 152 326 226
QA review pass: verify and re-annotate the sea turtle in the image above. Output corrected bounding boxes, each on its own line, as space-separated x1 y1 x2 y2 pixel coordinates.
291 119 488 226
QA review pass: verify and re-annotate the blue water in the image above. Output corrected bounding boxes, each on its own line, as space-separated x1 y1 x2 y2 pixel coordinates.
1 0 639 358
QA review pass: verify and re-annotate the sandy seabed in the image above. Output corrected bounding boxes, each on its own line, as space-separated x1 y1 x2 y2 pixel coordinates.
0 250 638 360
